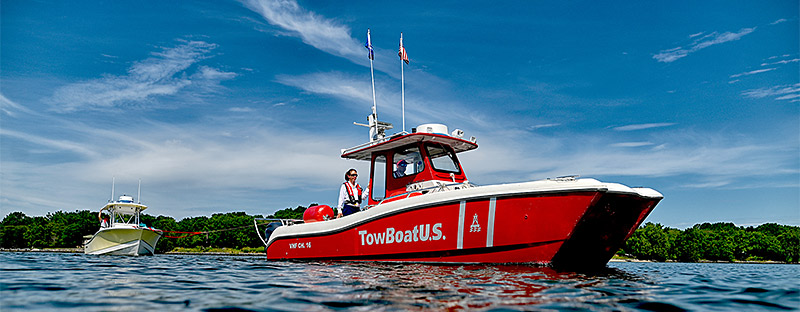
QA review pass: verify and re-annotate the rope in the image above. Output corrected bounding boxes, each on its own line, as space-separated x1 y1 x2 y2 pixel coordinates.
159 230 203 239
148 222 274 239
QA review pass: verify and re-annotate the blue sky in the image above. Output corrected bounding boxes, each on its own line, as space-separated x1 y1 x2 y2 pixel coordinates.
1 0 797 229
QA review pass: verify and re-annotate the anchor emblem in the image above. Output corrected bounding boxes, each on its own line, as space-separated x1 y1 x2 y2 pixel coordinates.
469 213 481 232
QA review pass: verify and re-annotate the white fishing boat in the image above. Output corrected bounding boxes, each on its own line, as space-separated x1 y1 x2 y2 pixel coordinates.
84 192 162 256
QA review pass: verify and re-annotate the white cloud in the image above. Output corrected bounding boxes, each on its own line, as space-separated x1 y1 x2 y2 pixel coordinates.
461 129 798 189
611 142 654 148
761 58 799 66
613 123 675 131
528 123 561 130
775 93 800 101
228 107 255 112
276 72 373 105
1 93 35 117
770 18 787 25
48 41 234 112
742 83 800 102
274 71 490 132
654 27 756 63
195 66 238 81
729 68 777 78
240 0 407 79
240 0 362 60
0 117 366 218
681 181 732 188
0 128 100 158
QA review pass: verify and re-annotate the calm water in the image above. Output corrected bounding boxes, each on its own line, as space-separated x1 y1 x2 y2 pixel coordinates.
1 252 798 311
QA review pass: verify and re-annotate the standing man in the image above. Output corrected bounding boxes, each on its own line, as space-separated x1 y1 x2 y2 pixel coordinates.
337 168 369 218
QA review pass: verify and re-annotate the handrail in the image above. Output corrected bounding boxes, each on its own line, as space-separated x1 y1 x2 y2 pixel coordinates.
340 131 410 155
253 218 303 247
375 181 475 206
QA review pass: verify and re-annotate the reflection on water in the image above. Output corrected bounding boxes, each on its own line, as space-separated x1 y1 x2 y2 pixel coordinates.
300 263 591 310
1 252 798 311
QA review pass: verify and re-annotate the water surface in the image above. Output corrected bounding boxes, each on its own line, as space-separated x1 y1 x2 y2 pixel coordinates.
1 252 798 311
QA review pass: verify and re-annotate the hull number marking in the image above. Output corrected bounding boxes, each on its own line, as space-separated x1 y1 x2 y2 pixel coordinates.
289 242 312 249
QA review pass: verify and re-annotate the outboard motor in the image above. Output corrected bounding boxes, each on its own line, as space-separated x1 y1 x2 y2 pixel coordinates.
263 222 282 253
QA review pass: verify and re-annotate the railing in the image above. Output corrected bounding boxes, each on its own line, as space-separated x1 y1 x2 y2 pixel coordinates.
253 218 303 247
340 131 409 155
372 181 476 207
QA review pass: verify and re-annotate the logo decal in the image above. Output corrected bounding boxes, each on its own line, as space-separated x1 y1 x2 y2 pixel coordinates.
358 223 443 246
470 214 481 232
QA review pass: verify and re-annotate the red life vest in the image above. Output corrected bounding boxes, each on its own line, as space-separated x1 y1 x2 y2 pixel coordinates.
343 182 363 205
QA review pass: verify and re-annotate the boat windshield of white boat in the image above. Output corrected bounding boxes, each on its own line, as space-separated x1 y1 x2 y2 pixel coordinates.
101 195 147 226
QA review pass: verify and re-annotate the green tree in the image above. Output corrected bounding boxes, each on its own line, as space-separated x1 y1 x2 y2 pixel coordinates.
271 206 307 220
777 227 799 263
740 231 781 261
675 227 706 262
703 230 735 261
25 216 51 248
2 212 31 226
1 212 31 248
624 222 675 261
175 216 210 248
46 210 98 248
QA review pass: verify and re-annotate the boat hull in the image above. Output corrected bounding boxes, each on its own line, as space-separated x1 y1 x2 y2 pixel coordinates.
84 227 162 256
265 180 660 269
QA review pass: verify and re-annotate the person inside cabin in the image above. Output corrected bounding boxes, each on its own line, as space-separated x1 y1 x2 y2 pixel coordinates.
101 216 109 228
337 169 369 218
393 159 407 178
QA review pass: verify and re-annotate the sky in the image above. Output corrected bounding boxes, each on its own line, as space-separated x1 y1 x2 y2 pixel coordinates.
1 0 798 229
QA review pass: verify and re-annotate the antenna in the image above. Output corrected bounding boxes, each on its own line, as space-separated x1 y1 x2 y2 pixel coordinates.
111 177 115 202
356 28 394 142
137 179 141 204
399 32 406 133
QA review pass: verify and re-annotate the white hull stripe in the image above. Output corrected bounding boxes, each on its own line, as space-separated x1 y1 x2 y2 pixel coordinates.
487 197 496 248
456 198 497 250
457 201 466 249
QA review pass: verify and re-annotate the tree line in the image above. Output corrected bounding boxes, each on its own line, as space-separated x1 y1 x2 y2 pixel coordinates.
0 206 309 254
2 207 798 262
620 222 799 263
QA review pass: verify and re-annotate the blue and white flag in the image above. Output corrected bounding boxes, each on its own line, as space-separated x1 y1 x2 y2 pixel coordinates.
365 29 374 60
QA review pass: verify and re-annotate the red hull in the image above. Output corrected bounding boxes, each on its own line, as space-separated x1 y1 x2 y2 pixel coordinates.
265 190 659 269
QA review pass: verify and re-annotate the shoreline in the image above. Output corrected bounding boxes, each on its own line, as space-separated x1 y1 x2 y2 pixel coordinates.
1 248 794 264
0 248 263 256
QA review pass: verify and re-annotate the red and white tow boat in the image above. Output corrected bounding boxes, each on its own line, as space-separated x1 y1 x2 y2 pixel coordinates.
257 113 662 269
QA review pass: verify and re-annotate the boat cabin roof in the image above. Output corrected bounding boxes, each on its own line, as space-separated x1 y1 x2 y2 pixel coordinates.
341 132 477 161
102 201 148 215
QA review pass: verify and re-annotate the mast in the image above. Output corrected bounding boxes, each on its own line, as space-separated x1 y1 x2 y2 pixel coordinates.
399 32 409 133
366 28 378 141
357 28 394 142
400 33 405 133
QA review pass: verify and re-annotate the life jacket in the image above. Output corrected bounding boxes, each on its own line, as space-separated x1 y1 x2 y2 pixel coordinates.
343 182 363 206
